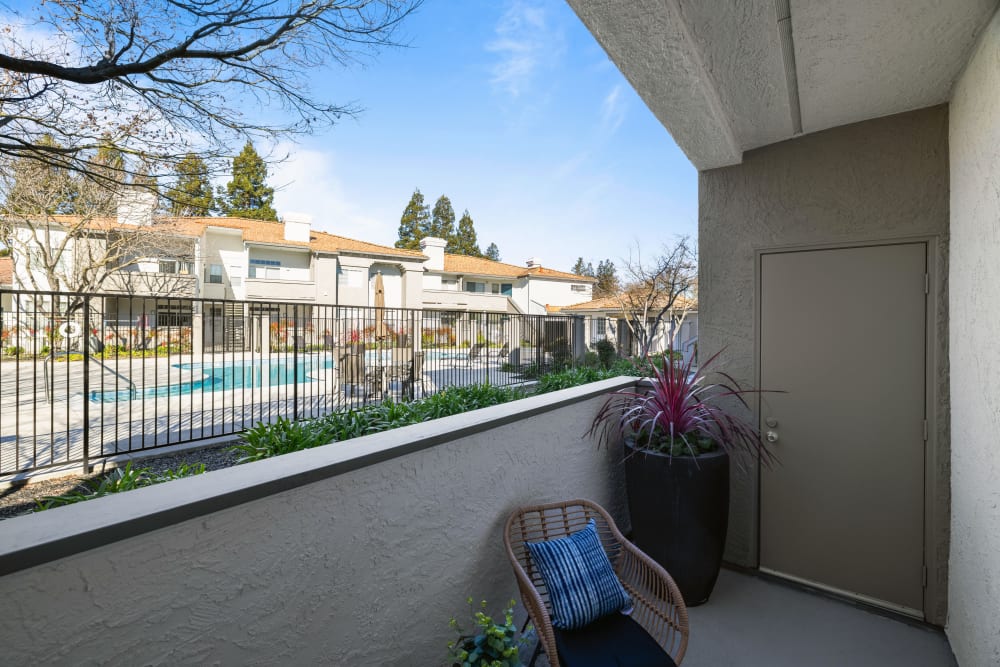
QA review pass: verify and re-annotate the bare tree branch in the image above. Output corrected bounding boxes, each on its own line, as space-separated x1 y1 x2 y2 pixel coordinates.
613 237 697 359
0 0 421 185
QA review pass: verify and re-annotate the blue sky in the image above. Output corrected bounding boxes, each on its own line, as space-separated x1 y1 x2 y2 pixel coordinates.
269 0 697 273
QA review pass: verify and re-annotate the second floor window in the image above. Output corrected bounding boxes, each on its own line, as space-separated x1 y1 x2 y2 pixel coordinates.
207 264 223 284
464 281 485 293
249 258 281 278
571 284 588 293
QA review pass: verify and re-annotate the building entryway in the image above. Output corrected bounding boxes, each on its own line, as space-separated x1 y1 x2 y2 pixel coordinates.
758 243 927 617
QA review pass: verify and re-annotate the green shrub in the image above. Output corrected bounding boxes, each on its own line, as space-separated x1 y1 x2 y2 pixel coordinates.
35 461 206 510
581 351 600 368
594 338 616 368
448 598 527 667
232 384 526 462
534 366 616 394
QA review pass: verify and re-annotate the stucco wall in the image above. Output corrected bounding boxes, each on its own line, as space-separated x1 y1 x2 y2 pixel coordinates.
699 105 950 622
0 380 632 665
946 8 1000 665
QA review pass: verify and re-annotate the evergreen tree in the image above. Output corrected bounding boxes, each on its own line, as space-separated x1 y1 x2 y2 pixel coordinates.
448 209 482 256
425 195 455 239
595 259 620 297
484 243 501 262
3 135 76 215
170 153 215 216
218 141 277 221
395 188 430 250
571 257 596 277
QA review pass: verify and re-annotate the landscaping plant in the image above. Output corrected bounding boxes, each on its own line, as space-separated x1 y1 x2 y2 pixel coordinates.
35 461 207 510
447 598 527 667
589 350 776 466
231 384 526 462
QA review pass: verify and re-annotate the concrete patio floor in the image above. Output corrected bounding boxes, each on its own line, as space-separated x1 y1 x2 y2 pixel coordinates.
681 569 955 666
533 568 955 666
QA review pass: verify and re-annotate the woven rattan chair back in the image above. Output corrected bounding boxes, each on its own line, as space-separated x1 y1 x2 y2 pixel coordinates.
503 498 689 667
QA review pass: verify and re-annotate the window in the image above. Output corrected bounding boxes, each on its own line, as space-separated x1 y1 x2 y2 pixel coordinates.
596 318 606 336
249 258 281 279
501 283 512 297
156 303 192 327
158 260 177 274
464 281 485 293
207 264 223 284
441 279 458 291
571 284 588 293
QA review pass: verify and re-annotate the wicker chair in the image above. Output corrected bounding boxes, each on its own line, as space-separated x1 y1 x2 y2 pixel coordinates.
504 499 689 667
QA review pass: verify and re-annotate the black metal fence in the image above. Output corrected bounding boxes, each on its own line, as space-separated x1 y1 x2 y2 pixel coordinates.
0 289 586 477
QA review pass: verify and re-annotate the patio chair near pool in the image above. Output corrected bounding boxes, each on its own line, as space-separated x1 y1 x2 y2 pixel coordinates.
496 341 510 363
504 499 689 667
466 342 485 366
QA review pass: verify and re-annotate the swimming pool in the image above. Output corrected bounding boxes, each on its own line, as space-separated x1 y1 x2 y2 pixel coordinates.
89 357 335 403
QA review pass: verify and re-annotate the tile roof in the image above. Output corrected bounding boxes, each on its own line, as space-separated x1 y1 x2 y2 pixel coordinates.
442 254 596 282
0 256 11 285
561 294 698 312
50 215 426 259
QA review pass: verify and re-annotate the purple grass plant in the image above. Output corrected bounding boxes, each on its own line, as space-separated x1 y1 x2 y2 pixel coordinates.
589 349 777 469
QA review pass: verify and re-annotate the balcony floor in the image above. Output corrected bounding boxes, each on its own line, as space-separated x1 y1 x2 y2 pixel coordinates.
683 569 954 666
536 569 955 666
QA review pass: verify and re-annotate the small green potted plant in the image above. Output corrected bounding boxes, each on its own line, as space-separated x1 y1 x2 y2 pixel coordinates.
589 349 777 605
447 598 528 667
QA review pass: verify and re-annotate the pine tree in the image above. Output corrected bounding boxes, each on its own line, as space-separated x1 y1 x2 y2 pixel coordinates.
448 209 482 256
426 195 455 240
218 141 277 221
485 243 501 262
170 153 214 216
571 257 596 277
595 259 619 297
396 188 431 250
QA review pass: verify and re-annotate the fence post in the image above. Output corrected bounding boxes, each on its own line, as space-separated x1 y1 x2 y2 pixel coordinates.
81 295 90 473
292 304 299 421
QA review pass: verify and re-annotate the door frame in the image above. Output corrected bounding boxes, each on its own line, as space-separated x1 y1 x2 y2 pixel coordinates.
752 235 946 623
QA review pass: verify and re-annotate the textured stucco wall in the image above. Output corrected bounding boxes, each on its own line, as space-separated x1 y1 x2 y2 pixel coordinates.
946 7 1000 665
699 106 951 622
0 385 630 665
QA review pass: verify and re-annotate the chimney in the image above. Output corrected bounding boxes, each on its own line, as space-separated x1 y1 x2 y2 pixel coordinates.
116 190 157 226
420 236 447 271
283 212 312 243
526 257 542 269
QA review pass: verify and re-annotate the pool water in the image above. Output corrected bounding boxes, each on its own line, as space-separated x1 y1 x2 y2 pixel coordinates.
89 357 335 403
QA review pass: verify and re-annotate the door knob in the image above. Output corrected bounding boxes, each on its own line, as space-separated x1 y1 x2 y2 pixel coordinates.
766 430 779 443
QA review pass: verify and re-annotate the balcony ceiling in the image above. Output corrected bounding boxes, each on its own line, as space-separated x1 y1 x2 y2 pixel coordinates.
567 0 999 170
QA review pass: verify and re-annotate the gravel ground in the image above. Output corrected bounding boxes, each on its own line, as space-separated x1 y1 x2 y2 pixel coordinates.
0 444 241 521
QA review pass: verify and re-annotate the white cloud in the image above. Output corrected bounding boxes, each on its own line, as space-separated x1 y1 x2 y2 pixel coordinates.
270 144 392 241
600 84 627 134
486 1 565 99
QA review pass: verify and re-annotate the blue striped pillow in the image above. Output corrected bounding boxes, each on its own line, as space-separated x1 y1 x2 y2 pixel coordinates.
526 519 632 630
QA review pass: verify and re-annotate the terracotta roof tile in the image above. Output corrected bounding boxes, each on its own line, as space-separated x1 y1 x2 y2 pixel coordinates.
562 294 698 312
442 254 596 281
51 215 426 259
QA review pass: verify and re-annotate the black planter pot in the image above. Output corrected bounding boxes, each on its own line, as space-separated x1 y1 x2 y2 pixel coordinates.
624 440 730 606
